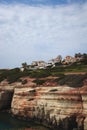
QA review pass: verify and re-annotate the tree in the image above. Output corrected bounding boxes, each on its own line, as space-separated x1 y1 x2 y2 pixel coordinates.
57 55 62 62
22 62 28 70
75 53 82 58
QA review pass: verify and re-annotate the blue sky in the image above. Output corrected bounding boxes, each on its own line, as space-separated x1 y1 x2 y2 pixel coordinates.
0 0 87 5
0 0 87 68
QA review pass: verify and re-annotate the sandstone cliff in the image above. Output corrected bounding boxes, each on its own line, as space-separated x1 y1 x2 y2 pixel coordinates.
0 82 87 130
10 85 87 130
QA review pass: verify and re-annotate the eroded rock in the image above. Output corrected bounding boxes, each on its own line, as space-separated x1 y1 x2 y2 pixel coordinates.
11 85 87 130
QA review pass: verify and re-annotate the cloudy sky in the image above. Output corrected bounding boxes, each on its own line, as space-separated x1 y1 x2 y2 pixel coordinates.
0 0 87 68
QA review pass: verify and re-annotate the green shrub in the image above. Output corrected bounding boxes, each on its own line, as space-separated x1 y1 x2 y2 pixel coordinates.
0 68 30 83
55 74 87 87
33 79 45 85
29 69 51 78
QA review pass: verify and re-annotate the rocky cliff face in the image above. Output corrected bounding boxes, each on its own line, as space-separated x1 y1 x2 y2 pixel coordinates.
10 85 87 130
0 86 14 110
0 82 87 130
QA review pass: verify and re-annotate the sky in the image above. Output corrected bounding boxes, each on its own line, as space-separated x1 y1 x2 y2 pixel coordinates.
0 0 87 68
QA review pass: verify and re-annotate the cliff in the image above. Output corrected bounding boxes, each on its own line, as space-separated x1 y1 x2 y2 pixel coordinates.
0 85 14 110
0 83 87 130
11 85 87 130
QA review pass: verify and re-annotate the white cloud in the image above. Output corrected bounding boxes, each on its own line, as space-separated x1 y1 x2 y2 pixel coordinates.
0 3 87 68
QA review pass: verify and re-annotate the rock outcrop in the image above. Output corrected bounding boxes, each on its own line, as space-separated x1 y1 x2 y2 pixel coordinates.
0 86 14 110
11 85 87 130
0 82 87 130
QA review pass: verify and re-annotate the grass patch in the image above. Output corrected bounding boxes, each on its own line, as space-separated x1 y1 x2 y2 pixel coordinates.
0 68 30 83
55 74 87 87
29 69 51 78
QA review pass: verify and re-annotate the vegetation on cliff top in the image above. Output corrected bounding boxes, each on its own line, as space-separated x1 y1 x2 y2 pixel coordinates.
0 53 87 87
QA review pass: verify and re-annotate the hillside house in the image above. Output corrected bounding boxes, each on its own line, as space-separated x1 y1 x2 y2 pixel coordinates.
31 61 47 69
63 56 77 64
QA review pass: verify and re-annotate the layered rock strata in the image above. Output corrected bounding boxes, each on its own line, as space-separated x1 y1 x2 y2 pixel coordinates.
11 85 87 130
0 84 87 130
